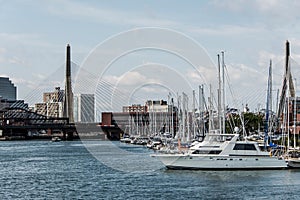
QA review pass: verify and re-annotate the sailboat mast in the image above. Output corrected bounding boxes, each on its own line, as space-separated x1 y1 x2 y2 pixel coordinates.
218 54 222 133
182 92 186 142
287 53 292 151
269 60 273 116
293 80 297 150
221 51 226 134
192 90 196 139
287 90 290 151
208 84 213 132
171 98 174 138
264 60 272 150
186 94 190 142
199 85 206 136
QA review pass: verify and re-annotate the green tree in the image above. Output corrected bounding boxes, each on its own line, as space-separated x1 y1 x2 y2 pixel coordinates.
226 112 264 135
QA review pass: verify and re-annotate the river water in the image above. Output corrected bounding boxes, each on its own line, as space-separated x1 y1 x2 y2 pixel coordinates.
0 140 299 199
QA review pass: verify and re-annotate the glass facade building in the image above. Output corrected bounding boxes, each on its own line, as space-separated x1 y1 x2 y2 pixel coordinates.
74 94 95 123
0 77 16 100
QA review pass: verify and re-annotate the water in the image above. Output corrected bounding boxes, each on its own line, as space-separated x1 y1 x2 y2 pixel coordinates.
0 140 299 199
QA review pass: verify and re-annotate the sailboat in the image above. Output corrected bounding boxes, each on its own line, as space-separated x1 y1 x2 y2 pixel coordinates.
151 52 287 170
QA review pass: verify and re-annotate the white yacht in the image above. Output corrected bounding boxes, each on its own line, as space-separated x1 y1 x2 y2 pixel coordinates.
152 132 287 170
284 150 300 168
51 136 61 142
287 158 300 168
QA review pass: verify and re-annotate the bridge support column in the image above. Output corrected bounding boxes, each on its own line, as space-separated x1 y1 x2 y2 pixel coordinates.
47 128 52 136
63 130 74 141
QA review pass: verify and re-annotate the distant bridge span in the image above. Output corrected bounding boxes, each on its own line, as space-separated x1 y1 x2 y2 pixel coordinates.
0 107 77 140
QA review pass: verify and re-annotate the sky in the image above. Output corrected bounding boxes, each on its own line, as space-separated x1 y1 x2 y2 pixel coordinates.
1 0 300 112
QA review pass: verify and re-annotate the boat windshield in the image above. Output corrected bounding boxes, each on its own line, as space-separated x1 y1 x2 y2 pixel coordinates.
233 143 257 151
205 134 234 143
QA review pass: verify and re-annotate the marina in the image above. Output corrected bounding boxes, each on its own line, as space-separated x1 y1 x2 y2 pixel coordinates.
2 2 300 199
119 43 300 170
1 41 300 172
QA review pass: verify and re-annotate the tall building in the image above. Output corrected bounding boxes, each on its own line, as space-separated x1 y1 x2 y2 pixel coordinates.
0 77 17 101
35 102 63 118
74 94 95 123
43 87 64 103
34 87 64 118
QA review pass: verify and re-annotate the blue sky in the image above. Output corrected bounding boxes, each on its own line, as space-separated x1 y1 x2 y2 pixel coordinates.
1 0 300 111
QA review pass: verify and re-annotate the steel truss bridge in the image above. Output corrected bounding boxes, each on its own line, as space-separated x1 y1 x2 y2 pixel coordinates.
0 107 77 140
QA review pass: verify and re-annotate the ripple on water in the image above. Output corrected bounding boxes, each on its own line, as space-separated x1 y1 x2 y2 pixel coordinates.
0 140 300 199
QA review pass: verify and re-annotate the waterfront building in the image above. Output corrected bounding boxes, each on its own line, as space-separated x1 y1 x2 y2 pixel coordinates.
146 100 177 135
74 94 95 123
34 87 64 118
146 100 169 112
102 100 178 136
43 87 64 103
35 102 63 118
122 104 147 112
0 77 17 101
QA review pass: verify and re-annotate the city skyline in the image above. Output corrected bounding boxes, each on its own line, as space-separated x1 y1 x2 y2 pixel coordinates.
1 1 300 111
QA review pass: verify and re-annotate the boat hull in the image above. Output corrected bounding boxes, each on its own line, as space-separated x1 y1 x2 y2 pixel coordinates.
153 154 287 170
287 159 300 168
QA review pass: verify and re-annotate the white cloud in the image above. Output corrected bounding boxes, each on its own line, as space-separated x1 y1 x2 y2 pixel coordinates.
102 75 120 85
140 86 169 94
104 71 161 87
186 67 216 86
257 51 279 69
119 71 148 86
227 63 264 82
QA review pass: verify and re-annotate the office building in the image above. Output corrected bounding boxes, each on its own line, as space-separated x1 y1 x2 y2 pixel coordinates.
35 87 64 118
74 94 95 123
0 77 17 101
